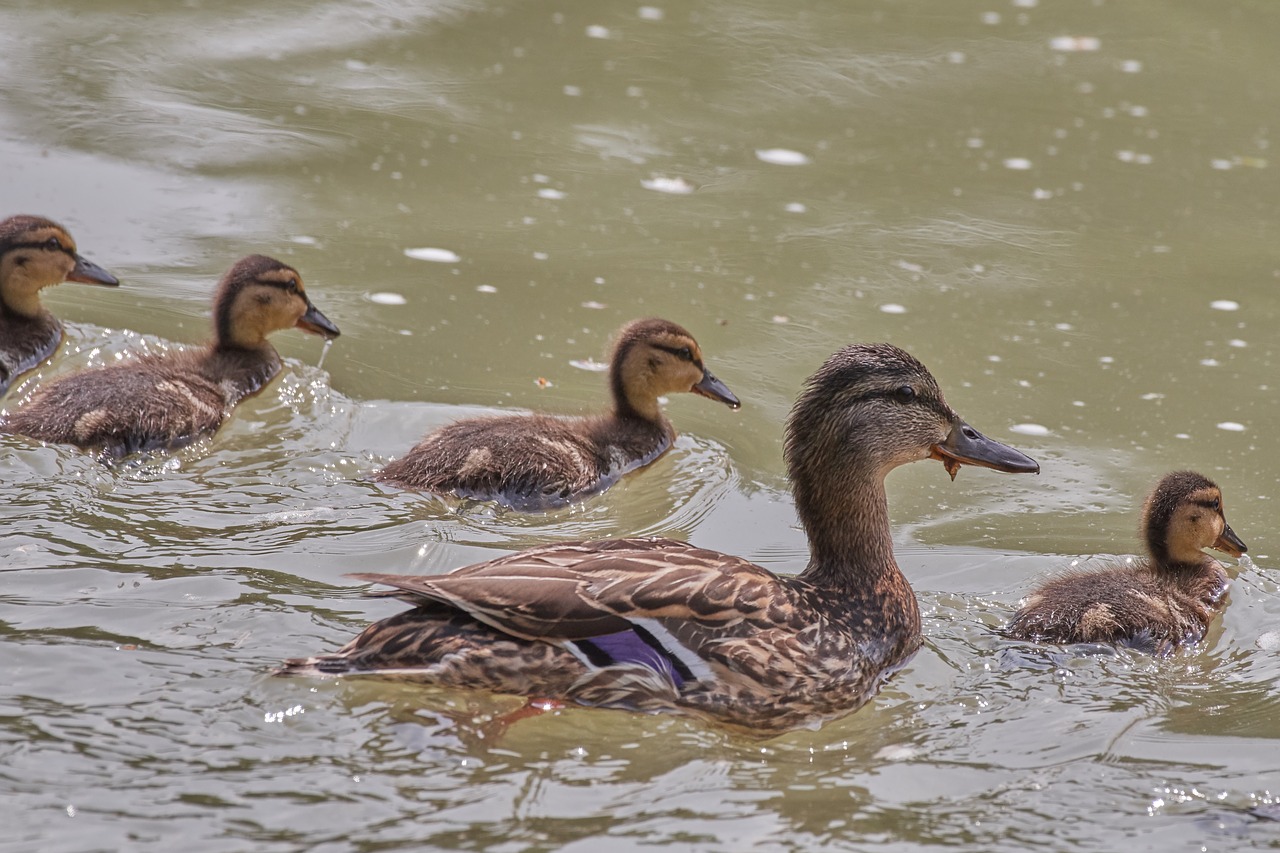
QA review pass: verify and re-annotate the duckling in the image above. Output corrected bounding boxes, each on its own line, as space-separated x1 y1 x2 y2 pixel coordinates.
1006 470 1247 652
1 254 339 457
280 343 1040 733
376 317 741 510
0 215 119 395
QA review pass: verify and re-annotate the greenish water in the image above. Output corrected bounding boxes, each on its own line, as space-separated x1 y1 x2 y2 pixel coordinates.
3 1 1280 850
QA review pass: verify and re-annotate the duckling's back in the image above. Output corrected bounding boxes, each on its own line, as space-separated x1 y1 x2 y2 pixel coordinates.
378 412 672 510
1006 561 1226 651
2 346 280 456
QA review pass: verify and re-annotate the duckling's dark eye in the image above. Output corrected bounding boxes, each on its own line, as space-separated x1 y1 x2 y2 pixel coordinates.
893 385 916 404
675 346 693 362
1211 498 1221 511
44 236 62 251
286 278 300 292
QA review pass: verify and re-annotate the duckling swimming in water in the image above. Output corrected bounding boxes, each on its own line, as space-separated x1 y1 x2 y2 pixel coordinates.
376 317 740 510
0 215 119 396
281 343 1040 733
1 254 339 457
1006 470 1247 653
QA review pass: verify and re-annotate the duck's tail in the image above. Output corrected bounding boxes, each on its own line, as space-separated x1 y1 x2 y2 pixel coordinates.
273 655 358 677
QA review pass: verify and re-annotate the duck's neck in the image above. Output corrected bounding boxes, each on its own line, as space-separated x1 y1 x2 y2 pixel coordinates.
1154 554 1217 579
0 267 45 320
794 463 900 592
212 319 274 355
609 364 662 424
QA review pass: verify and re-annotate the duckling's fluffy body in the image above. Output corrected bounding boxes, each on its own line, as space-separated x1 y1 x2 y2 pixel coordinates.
283 343 1039 733
377 318 739 510
1006 470 1247 652
1 255 338 457
0 215 118 395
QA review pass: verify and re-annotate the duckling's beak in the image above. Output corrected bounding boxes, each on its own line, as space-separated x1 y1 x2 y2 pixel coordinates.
692 369 740 409
1213 523 1247 557
297 302 341 338
930 420 1040 481
67 253 119 287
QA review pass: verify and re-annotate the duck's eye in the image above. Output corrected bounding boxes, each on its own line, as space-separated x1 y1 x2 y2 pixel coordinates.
675 346 693 362
289 278 300 292
893 385 916 404
1211 498 1221 511
44 236 62 251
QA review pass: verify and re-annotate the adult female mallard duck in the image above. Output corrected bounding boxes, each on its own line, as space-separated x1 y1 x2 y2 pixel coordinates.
282 343 1040 733
0 214 119 396
1005 470 1247 653
376 317 740 510
1 254 338 457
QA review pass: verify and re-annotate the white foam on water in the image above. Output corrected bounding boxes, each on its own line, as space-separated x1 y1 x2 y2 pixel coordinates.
404 247 460 263
755 148 811 166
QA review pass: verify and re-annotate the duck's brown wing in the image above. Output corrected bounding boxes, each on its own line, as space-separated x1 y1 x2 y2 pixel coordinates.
351 537 790 639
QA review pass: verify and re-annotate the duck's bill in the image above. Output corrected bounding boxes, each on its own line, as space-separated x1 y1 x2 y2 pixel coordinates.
67 253 120 287
930 421 1040 481
297 303 341 338
692 369 740 409
1214 524 1247 557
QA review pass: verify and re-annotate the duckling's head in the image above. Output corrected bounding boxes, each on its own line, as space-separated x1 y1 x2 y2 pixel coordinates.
609 318 739 421
212 255 340 350
1142 470 1247 568
0 215 118 318
785 343 1039 508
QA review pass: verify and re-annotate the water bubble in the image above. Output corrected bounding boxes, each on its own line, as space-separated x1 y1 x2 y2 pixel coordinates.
878 303 907 315
1210 299 1240 311
1216 422 1245 432
1010 423 1050 436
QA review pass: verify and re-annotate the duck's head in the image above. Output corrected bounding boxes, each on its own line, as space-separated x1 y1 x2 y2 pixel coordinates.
785 343 1039 491
213 255 340 350
609 318 739 421
0 215 118 317
1142 470 1247 567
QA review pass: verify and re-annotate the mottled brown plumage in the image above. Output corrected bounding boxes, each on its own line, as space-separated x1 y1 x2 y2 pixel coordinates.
1 255 338 457
1006 470 1248 653
376 318 740 510
281 343 1040 733
0 214 118 395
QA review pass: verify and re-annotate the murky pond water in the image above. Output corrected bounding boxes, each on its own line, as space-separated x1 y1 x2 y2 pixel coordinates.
4 0 1280 849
